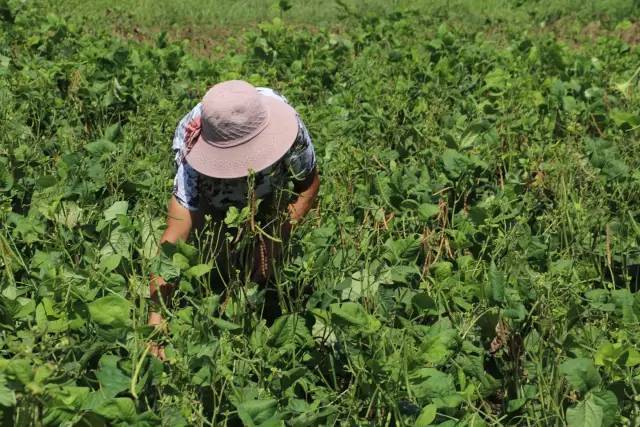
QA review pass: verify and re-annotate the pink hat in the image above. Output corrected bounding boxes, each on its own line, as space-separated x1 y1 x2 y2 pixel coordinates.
185 80 299 179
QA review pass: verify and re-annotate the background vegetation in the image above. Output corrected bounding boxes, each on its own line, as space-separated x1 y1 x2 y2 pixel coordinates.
1 0 639 425
54 0 639 30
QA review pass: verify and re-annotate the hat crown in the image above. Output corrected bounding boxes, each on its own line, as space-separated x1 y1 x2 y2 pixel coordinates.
200 80 269 148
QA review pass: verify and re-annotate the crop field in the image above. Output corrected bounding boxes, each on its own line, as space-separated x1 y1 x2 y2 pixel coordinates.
1 0 640 425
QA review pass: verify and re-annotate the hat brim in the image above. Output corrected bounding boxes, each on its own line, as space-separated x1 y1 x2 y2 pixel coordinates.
185 95 299 179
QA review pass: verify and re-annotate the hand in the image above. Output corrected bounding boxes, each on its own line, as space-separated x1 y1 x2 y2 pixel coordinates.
148 311 166 361
148 341 166 361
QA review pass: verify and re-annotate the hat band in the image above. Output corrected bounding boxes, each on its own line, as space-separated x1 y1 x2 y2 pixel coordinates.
203 104 271 149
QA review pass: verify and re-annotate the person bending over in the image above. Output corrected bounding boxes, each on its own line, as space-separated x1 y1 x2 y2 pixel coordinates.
148 80 320 359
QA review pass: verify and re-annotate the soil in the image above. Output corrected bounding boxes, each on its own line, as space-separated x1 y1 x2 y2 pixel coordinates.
580 19 640 45
546 18 640 48
100 6 640 58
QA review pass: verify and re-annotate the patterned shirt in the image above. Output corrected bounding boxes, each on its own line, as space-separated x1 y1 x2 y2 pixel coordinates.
172 88 316 213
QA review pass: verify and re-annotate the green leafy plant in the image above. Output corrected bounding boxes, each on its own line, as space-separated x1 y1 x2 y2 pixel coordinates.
0 0 639 425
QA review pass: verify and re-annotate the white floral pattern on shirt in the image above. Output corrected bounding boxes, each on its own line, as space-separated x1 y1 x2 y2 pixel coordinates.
172 88 316 212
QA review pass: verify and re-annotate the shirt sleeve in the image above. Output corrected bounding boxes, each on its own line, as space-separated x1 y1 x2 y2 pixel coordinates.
172 104 203 211
284 117 317 182
257 87 317 182
256 87 290 104
173 163 200 211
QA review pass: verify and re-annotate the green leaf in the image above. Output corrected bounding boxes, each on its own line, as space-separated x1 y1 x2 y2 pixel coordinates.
211 317 241 331
591 390 618 427
420 319 457 366
611 289 637 324
0 159 13 192
150 253 180 282
418 203 440 220
35 175 56 189
415 404 437 427
566 400 602 427
431 261 453 281
329 302 367 327
104 123 122 141
609 109 640 129
566 391 614 427
409 368 455 401
93 397 136 421
562 95 579 113
384 265 420 284
488 262 505 304
88 295 131 328
236 399 279 426
53 201 83 228
99 253 122 272
625 348 640 367
103 201 129 221
459 128 481 149
81 390 109 412
559 358 601 393
432 393 464 409
506 398 526 413
329 302 381 334
2 285 16 300
6 359 33 385
269 314 312 347
383 236 421 264
43 386 90 424
342 271 378 300
139 217 163 259
191 366 212 386
441 149 471 179
411 293 438 315
85 139 117 156
0 375 16 407
176 240 198 261
101 225 133 257
279 367 307 392
586 138 629 179
614 80 632 99
459 413 488 427
484 68 509 90
172 253 190 270
185 263 212 278
95 355 130 398
595 342 628 367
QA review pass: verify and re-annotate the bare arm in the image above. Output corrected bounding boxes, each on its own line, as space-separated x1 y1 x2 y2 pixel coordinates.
148 196 199 326
151 169 319 322
289 167 320 223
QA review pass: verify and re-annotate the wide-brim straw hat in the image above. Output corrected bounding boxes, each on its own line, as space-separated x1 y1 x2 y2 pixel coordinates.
185 80 298 179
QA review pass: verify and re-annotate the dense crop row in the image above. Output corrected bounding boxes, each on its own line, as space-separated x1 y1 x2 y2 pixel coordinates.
1 1 639 426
